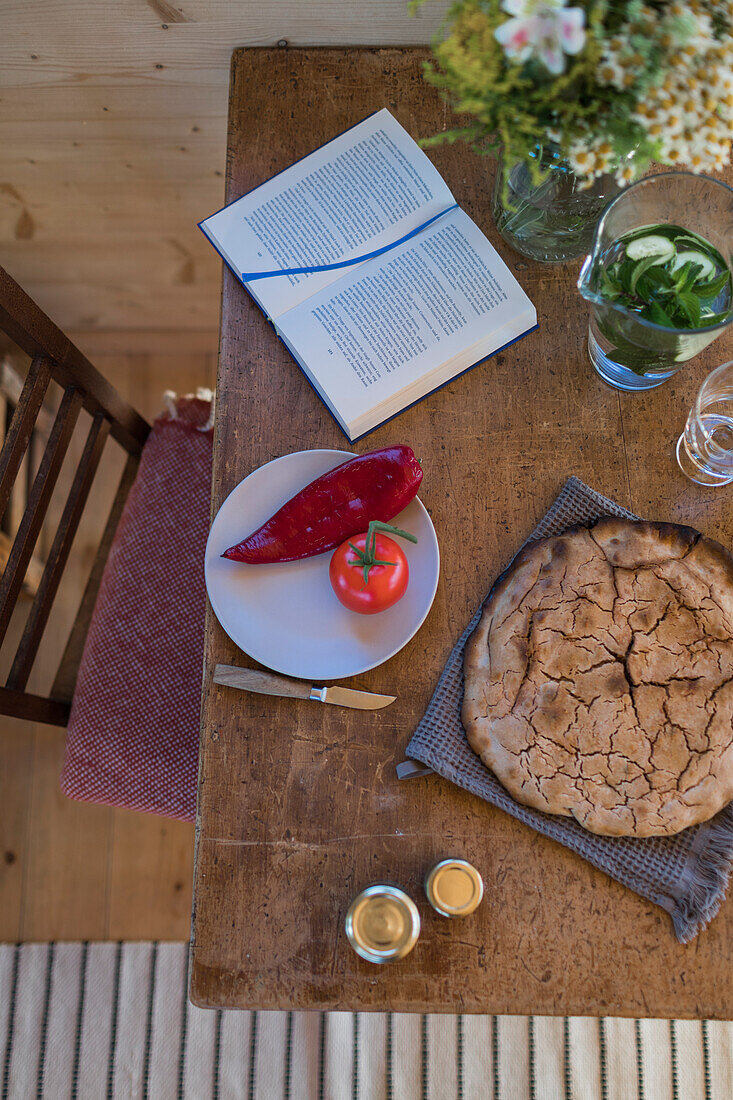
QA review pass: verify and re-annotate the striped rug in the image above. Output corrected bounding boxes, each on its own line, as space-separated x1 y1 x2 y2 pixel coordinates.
1 943 731 1099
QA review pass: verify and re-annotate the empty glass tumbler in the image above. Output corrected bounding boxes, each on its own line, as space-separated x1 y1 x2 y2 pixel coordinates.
677 361 733 486
578 173 733 391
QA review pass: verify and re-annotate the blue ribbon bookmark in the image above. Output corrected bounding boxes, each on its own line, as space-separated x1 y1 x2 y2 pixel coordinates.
241 203 458 282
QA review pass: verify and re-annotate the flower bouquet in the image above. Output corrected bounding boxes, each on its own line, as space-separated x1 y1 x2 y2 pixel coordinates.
413 0 733 261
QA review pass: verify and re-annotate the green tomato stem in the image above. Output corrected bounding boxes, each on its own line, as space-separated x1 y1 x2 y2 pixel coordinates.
346 520 418 585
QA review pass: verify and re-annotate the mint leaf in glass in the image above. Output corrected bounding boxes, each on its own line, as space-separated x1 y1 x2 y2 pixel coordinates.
597 224 731 331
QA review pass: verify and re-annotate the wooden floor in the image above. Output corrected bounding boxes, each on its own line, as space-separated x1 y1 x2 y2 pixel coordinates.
1 3 446 334
0 334 217 941
1 7 446 943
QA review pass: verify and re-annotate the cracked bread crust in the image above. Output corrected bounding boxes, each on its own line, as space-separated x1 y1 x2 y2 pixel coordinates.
462 517 733 837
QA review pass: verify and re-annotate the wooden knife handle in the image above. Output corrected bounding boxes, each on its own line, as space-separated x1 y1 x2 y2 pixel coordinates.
213 664 312 700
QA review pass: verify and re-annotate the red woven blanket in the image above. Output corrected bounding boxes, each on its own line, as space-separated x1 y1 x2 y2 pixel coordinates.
60 396 212 821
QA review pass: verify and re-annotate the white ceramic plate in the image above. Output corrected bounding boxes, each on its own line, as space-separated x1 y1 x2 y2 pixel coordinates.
205 449 440 680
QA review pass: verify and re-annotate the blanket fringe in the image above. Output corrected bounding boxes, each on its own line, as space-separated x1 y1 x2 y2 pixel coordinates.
162 388 215 431
163 389 178 419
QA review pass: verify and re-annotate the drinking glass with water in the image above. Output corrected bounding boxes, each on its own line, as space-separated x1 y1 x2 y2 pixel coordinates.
677 361 733 486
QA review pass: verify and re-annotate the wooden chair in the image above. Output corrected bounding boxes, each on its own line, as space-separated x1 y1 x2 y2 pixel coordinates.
0 266 151 727
1 355 53 597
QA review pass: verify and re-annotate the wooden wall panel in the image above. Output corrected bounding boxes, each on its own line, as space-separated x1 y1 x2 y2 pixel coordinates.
1 2 448 333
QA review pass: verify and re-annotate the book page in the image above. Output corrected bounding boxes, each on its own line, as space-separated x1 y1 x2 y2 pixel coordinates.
277 207 537 432
199 109 455 318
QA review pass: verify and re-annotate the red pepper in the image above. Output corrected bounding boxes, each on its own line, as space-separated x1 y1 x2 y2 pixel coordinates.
222 445 423 564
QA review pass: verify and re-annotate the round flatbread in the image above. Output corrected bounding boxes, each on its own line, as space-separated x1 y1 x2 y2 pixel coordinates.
462 517 733 836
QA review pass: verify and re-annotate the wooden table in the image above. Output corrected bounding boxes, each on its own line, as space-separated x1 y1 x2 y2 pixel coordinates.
191 47 733 1016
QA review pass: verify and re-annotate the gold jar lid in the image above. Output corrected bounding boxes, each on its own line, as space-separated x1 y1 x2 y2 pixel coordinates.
425 859 484 917
345 885 420 963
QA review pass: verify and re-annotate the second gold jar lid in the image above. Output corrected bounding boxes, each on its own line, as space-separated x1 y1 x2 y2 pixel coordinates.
425 859 484 917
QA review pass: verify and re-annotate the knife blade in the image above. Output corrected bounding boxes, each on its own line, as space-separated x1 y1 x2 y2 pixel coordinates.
213 664 396 710
310 684 396 709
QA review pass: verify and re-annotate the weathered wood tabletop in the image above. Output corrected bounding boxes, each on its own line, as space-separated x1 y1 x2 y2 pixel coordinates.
191 47 733 1015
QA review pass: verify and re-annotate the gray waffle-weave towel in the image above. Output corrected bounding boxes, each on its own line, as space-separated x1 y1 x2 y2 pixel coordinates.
405 476 733 942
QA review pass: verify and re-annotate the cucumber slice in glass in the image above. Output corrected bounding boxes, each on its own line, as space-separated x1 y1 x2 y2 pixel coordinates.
625 235 676 262
670 249 715 281
673 235 711 251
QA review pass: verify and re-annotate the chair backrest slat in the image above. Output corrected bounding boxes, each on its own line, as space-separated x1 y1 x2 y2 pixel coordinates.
50 453 140 704
0 267 151 724
0 385 83 646
0 267 149 456
0 353 52 517
0 685 70 727
7 412 111 692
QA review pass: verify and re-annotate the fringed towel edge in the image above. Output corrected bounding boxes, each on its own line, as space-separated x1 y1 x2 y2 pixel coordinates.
671 805 733 943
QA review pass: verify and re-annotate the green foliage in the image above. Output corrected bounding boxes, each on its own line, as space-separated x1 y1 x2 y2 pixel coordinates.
412 0 667 178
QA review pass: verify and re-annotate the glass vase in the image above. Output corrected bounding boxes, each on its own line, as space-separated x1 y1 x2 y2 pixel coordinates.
492 146 624 264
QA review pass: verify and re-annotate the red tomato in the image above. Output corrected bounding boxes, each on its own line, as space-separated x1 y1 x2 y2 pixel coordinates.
329 532 409 614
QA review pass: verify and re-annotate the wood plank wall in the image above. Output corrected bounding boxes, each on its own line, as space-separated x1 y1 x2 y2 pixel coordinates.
1 1 448 340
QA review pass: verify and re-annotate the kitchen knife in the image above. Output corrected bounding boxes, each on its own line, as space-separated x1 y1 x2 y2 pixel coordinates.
213 664 396 710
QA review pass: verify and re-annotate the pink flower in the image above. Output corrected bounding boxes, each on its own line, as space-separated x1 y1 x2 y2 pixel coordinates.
495 0 586 75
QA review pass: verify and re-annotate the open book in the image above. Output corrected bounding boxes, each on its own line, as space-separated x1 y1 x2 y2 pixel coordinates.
200 109 537 442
